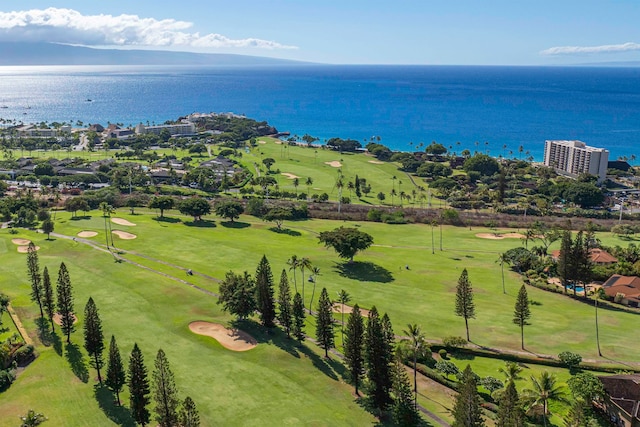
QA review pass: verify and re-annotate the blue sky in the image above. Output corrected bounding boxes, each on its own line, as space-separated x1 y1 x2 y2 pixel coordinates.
4 1 640 65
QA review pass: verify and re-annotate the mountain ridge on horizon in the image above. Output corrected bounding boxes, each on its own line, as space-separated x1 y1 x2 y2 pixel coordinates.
0 42 311 66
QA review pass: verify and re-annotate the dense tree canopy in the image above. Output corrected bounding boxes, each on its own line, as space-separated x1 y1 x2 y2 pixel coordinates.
318 227 373 262
178 198 211 221
463 153 500 176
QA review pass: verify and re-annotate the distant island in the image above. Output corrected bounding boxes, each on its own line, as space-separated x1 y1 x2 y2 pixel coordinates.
0 42 309 66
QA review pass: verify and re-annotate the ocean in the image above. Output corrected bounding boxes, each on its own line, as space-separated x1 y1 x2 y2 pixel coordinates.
0 64 639 161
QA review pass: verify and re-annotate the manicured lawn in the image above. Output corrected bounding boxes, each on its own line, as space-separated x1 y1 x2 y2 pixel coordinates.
0 229 376 426
3 207 640 425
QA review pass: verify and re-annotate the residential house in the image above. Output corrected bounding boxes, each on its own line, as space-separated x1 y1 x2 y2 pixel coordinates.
551 248 618 265
598 374 640 427
602 275 640 307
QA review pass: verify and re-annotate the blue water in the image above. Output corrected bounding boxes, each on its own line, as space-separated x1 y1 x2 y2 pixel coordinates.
1 64 639 161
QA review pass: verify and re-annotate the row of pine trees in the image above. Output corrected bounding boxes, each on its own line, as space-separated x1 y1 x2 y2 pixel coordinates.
25 243 199 426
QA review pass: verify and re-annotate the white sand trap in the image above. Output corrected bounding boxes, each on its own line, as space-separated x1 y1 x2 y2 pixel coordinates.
11 238 31 245
324 161 342 168
111 218 136 226
77 231 98 238
476 232 525 240
281 172 300 179
189 322 257 351
112 230 137 240
53 313 77 326
332 303 370 317
17 245 39 253
274 140 282 144
368 160 384 164
258 140 267 144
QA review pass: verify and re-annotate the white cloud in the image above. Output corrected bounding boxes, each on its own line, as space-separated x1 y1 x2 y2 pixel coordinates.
540 42 640 55
0 7 297 50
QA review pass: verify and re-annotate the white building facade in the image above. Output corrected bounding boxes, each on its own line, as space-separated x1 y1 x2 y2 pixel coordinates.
543 140 609 183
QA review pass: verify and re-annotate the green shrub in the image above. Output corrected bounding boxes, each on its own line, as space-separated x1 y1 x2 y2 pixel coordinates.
13 344 35 366
0 368 16 391
367 209 383 222
438 349 448 359
443 336 468 348
558 351 582 369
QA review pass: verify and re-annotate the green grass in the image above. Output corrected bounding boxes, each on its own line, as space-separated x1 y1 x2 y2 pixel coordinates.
3 208 640 425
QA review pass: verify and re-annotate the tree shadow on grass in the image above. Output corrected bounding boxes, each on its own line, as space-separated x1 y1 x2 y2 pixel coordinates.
35 317 53 346
232 319 341 380
335 261 394 283
94 384 135 426
70 215 92 221
268 227 301 236
152 216 181 224
65 342 89 383
221 221 251 229
184 219 216 228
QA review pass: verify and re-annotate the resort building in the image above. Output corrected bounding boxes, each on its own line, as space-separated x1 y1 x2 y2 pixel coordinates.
134 122 196 136
543 140 609 183
17 124 72 138
602 274 640 308
597 374 640 426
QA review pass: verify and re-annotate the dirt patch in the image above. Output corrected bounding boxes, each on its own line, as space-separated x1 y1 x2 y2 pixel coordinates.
281 172 300 179
112 230 137 240
17 245 39 253
111 218 136 226
324 161 342 168
189 321 257 351
53 313 78 326
332 303 370 317
11 238 31 245
77 231 98 238
475 232 525 240
368 160 384 164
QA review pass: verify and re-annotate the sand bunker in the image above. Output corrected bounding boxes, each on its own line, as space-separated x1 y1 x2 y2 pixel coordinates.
476 232 525 240
324 161 342 168
112 230 137 240
332 303 370 317
77 231 98 238
258 140 267 144
189 322 257 351
111 218 136 226
281 172 300 179
53 313 77 326
11 238 31 245
368 160 384 164
17 245 39 253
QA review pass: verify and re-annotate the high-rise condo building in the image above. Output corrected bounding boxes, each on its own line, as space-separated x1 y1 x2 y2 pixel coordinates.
543 140 609 183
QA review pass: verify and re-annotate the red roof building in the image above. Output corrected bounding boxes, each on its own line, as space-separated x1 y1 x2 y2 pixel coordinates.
602 275 640 308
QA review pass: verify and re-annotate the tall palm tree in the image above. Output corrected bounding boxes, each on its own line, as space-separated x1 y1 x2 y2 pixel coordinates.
522 371 568 427
309 266 321 310
287 255 299 294
298 257 313 308
496 253 508 294
305 177 313 199
336 289 350 345
400 324 427 410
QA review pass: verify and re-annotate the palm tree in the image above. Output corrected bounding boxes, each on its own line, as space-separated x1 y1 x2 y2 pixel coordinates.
499 361 523 383
287 255 299 294
305 177 313 199
336 289 350 345
400 324 427 410
298 257 313 308
309 266 321 310
497 253 508 294
522 371 568 426
293 177 299 196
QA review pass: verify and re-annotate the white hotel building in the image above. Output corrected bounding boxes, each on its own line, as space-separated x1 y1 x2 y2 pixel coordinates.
543 140 609 183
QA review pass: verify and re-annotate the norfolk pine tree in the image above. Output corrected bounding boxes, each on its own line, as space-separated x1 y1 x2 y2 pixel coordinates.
255 255 276 328
496 380 524 427
128 343 151 426
42 266 55 332
365 306 394 412
315 287 335 358
455 269 476 341
56 262 75 343
557 230 573 294
452 365 484 427
344 304 365 395
83 297 105 383
179 396 200 427
513 284 531 350
391 356 421 426
277 270 293 338
292 292 306 341
105 335 126 405
152 349 180 427
27 242 44 318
